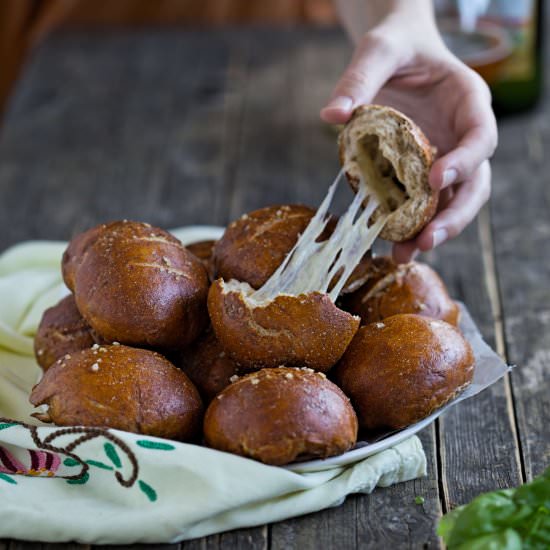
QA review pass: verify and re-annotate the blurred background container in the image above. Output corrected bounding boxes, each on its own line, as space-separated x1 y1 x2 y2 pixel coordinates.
436 0 545 115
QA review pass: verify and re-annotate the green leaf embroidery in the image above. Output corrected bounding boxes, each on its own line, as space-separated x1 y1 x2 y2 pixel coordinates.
138 480 158 502
0 423 16 431
0 472 17 485
63 457 80 467
66 472 90 485
104 442 122 468
86 459 113 471
137 440 175 451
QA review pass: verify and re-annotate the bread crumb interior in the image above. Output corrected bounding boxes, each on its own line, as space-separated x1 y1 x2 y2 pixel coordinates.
357 134 408 213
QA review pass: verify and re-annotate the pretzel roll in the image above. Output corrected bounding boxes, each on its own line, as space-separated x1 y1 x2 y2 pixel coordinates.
34 295 100 371
208 279 359 372
339 105 438 242
213 205 369 294
213 205 321 289
332 314 474 431
186 240 216 281
179 329 242 403
65 221 209 350
30 344 203 441
204 367 358 465
343 258 460 326
62 224 105 291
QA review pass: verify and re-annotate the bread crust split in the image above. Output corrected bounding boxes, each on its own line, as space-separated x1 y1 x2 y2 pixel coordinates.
207 279 360 372
204 367 358 465
332 314 474 432
339 105 438 242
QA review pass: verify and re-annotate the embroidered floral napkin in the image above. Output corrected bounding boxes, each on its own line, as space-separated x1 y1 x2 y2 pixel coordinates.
0 230 427 544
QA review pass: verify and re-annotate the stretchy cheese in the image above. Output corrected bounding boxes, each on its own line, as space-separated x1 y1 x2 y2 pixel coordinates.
251 169 388 305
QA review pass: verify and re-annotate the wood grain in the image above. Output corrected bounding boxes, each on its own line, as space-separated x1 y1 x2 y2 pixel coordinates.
422 213 523 510
490 103 550 481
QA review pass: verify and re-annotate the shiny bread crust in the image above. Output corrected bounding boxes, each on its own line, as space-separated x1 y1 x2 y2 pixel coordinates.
186 240 216 282
34 294 99 371
30 344 203 441
343 258 460 326
64 221 209 350
213 205 319 289
332 314 474 431
178 329 242 404
204 367 358 465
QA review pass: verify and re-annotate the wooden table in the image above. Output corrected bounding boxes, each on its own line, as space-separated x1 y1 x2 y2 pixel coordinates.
0 25 548 549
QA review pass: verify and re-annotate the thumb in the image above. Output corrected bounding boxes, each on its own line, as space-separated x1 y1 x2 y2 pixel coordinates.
321 33 399 124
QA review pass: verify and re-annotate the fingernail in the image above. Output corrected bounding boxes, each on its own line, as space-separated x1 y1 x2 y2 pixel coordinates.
442 168 458 188
432 228 448 249
325 96 353 112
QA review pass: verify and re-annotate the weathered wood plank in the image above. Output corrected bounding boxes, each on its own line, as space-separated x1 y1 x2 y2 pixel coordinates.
490 100 550 481
422 210 523 510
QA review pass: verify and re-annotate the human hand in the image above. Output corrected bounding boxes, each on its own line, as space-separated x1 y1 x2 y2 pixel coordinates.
322 2 497 262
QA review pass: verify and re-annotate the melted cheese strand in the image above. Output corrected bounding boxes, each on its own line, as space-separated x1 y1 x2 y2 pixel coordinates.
252 168 388 304
253 169 343 302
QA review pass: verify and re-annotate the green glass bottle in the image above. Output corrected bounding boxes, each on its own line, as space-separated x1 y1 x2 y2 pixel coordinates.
489 0 545 115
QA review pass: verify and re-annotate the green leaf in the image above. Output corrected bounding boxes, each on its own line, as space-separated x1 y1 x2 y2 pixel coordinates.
0 472 17 485
0 423 16 431
138 479 158 502
63 457 80 467
136 440 175 451
86 459 113 471
104 442 122 468
66 472 90 485
438 467 550 549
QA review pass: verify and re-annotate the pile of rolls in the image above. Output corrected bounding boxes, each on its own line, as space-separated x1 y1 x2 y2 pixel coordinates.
30 106 476 466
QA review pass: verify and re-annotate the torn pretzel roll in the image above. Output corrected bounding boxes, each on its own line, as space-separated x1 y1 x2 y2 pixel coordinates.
339 105 438 242
209 105 439 371
208 170 385 372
